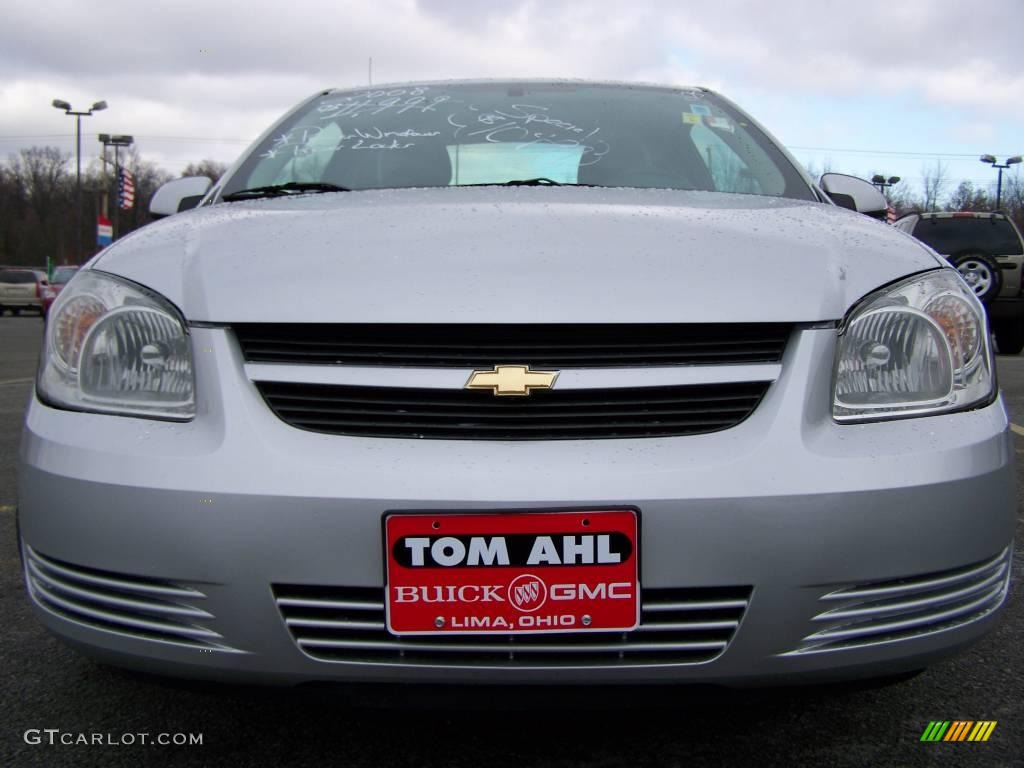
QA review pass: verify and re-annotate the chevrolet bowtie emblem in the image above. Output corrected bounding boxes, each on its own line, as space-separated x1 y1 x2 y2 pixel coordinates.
465 365 559 396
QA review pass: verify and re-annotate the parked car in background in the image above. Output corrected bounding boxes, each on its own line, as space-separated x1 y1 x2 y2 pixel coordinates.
0 268 47 316
894 211 1024 353
40 266 79 318
21 80 1014 689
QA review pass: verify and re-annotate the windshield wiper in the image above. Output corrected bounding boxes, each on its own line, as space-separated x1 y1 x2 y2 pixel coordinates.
503 177 564 186
222 182 351 201
461 178 602 188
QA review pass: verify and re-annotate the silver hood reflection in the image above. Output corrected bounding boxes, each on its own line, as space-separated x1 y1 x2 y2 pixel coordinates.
94 186 942 324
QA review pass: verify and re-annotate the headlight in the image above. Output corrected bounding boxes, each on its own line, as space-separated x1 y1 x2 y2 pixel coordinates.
38 270 194 420
833 269 994 422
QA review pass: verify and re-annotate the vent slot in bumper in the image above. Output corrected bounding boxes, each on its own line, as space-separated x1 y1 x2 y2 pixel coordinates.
24 546 233 651
273 584 751 667
787 548 1012 655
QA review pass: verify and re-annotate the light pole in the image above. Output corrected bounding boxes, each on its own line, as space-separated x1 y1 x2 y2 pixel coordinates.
871 174 901 198
871 175 901 221
98 133 134 240
52 98 107 263
979 154 1022 210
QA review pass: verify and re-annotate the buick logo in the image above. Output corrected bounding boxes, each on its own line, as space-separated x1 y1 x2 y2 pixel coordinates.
508 574 547 613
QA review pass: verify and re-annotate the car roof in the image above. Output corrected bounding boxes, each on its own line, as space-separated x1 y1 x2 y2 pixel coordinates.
323 78 713 96
900 211 1007 220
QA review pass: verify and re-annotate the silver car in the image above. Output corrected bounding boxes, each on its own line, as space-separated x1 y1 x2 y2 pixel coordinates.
20 81 1015 686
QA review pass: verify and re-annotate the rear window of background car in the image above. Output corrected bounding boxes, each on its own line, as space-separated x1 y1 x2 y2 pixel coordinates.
912 218 1024 256
0 270 38 283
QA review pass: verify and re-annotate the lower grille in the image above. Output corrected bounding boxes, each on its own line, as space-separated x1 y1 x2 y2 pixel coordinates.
24 546 232 650
788 548 1012 654
255 381 771 440
273 584 751 666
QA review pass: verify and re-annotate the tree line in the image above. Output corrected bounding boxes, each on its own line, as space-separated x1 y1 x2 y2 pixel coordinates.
0 146 227 268
1 146 1022 269
808 158 1024 227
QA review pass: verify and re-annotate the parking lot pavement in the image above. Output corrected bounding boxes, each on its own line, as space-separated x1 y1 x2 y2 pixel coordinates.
1 315 1021 768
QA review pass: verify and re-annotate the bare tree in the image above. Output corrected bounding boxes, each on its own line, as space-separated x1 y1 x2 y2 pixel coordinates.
9 147 71 211
886 180 921 216
920 160 950 212
801 159 835 182
946 181 990 212
7 147 74 265
182 159 229 182
1000 169 1024 229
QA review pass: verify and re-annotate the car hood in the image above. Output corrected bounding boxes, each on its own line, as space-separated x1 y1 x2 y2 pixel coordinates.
94 187 941 323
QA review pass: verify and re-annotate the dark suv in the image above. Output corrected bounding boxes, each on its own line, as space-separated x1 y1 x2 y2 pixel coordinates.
895 211 1024 353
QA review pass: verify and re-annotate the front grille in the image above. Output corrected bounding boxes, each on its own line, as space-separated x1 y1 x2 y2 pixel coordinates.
234 323 792 368
24 546 232 650
273 584 751 666
254 380 771 440
787 548 1012 655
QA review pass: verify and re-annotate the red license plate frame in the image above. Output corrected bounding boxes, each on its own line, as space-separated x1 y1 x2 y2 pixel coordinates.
384 509 639 635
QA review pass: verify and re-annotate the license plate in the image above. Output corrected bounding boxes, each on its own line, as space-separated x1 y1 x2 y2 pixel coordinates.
385 509 639 635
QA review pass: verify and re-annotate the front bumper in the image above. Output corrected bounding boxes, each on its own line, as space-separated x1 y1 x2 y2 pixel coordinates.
2 297 42 311
18 327 1017 685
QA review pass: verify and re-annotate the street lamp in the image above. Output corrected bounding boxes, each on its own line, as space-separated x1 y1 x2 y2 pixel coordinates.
871 174 901 195
51 98 107 263
979 154 1022 210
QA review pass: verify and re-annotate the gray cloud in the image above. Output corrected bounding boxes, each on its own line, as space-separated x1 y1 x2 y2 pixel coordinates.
1 0 1021 175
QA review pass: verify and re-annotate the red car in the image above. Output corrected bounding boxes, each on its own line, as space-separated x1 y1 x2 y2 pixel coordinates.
40 266 79 317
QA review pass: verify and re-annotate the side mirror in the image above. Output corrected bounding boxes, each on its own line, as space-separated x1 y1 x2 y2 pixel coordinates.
150 177 213 219
820 173 889 219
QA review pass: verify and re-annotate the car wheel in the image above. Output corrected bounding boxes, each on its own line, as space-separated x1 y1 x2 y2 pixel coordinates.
951 252 1002 304
994 322 1024 355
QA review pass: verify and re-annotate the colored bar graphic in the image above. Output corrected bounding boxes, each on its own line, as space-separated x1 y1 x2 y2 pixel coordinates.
944 721 973 741
921 721 997 742
968 722 998 742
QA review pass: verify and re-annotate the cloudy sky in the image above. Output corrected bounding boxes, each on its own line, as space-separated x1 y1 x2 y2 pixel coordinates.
2 0 1022 197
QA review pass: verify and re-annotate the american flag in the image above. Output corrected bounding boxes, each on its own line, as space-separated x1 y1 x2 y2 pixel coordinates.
118 168 135 210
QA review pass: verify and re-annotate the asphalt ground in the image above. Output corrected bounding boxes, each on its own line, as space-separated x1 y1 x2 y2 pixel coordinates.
0 315 1021 768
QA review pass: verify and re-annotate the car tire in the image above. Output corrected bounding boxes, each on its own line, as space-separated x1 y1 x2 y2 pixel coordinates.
950 252 1002 304
994 322 1024 355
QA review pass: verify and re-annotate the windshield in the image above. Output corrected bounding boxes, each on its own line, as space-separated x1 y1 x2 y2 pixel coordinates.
221 82 814 201
52 267 77 284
